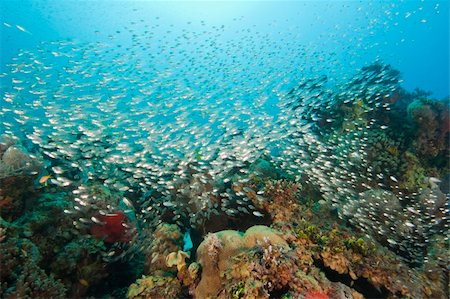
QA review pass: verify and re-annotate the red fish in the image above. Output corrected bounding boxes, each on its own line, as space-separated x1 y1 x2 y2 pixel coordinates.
90 211 133 243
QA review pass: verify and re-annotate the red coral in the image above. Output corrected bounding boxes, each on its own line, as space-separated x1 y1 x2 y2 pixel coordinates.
90 211 133 243
304 290 329 299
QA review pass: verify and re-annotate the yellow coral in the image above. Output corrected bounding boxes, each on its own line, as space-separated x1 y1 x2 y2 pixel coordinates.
165 250 189 272
127 275 181 299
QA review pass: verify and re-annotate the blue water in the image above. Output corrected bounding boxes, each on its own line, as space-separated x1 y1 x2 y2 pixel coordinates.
1 0 449 98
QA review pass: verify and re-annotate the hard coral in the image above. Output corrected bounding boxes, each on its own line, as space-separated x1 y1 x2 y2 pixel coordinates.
50 236 108 297
0 176 36 220
320 250 350 275
195 229 243 298
202 232 222 268
143 223 183 274
4 263 66 299
0 143 41 220
127 274 181 299
194 225 316 298
254 179 301 224
223 239 329 299
0 144 41 180
407 98 450 159
400 151 428 191
0 236 66 299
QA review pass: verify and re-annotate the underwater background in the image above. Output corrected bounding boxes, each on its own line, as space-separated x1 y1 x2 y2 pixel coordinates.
0 1 449 298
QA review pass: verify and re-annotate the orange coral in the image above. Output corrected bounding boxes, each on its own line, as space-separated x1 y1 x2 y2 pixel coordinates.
254 179 302 224
304 290 329 299
320 251 349 275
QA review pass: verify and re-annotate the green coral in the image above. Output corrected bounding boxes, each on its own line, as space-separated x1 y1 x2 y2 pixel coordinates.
339 99 369 132
231 281 246 299
345 237 375 256
280 294 291 299
400 151 428 192
295 220 327 245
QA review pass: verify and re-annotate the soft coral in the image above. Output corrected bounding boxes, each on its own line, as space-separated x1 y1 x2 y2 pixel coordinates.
304 290 329 299
90 211 133 243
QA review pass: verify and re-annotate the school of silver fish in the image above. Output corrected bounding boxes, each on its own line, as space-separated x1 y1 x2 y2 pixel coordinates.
0 18 448 266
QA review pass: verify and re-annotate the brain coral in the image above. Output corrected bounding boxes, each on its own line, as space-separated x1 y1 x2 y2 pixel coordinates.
194 225 288 298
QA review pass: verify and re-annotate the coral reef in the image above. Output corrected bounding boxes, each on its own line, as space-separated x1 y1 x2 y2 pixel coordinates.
292 202 447 298
0 175 36 220
0 136 42 180
50 237 109 297
127 274 182 299
143 223 184 274
2 63 449 299
3 263 67 299
0 136 42 220
222 240 320 298
194 225 304 298
0 234 66 298
126 224 188 298
0 179 138 298
251 179 302 224
343 184 447 265
407 98 450 160
126 172 447 299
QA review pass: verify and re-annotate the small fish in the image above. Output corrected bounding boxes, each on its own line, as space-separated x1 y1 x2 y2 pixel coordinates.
79 279 89 287
16 24 31 34
122 197 135 209
429 177 441 184
252 211 264 217
38 175 52 186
